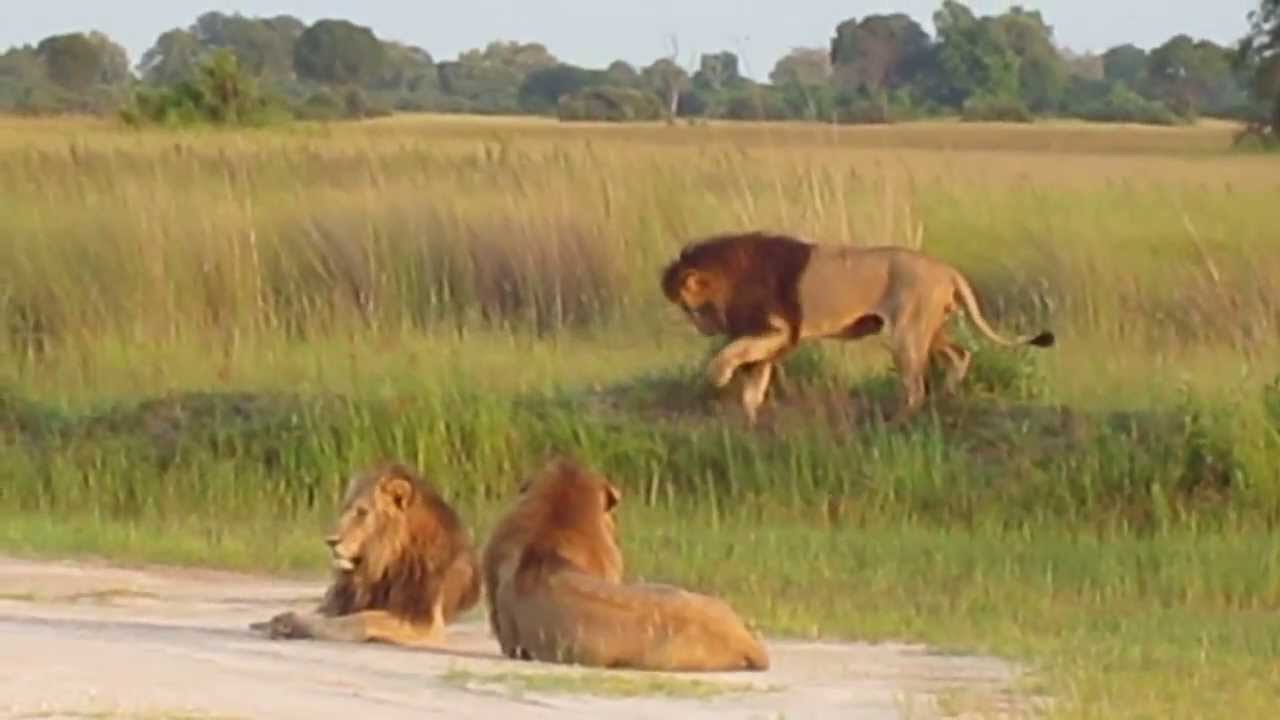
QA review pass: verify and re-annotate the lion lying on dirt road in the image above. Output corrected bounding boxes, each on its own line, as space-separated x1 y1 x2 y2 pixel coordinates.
660 231 1056 425
250 462 481 648
481 456 770 671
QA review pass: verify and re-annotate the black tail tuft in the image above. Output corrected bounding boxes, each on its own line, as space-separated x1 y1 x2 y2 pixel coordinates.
1028 331 1055 348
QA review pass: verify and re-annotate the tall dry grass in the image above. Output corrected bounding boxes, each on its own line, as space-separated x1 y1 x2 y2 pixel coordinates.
2 115 1277 360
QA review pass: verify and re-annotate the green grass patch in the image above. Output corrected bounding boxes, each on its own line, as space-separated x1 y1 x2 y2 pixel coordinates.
439 666 773 699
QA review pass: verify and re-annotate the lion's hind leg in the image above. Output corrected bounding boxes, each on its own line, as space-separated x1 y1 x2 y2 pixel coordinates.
887 323 931 425
929 329 972 397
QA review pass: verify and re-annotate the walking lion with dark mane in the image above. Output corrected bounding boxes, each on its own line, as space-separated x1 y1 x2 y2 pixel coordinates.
661 231 1055 424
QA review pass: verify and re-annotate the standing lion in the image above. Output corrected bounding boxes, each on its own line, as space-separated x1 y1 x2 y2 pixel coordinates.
481 456 770 671
660 231 1055 425
251 462 481 648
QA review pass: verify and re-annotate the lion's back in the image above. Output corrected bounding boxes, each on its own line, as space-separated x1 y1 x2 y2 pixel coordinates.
515 572 769 671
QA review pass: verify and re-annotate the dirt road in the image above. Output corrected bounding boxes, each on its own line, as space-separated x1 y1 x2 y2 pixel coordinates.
0 555 1034 719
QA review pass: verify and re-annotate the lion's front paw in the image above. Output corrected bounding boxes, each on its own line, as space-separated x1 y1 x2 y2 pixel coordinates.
250 611 309 640
706 358 736 388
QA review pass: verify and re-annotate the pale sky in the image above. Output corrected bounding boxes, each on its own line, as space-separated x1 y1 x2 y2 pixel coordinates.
6 1 1258 79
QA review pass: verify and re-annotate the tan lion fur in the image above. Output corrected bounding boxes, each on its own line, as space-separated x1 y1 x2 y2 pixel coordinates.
250 462 481 648
481 456 770 672
660 231 1055 424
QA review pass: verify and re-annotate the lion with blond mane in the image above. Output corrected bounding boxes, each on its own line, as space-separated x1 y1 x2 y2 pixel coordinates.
481 456 769 671
661 231 1056 425
250 462 481 647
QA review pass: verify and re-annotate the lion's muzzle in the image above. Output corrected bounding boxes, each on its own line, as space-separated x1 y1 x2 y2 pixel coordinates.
326 535 358 572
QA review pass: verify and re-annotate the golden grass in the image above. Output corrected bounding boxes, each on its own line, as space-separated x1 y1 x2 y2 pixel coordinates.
1 113 1276 363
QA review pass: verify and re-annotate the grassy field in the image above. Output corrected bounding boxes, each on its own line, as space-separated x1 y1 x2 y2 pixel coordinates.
2 114 1279 718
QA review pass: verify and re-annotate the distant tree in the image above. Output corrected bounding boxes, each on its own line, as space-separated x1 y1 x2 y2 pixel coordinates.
693 51 744 92
991 7 1068 112
437 41 557 113
294 19 386 86
641 58 690 120
1068 81 1180 125
87 32 131 86
1146 35 1237 117
931 1 1020 106
0 46 42 85
437 60 522 113
124 48 284 126
375 42 437 93
35 33 103 92
194 49 264 121
138 29 205 86
770 47 831 87
519 64 602 113
138 13 303 87
718 86 791 121
0 46 44 111
1102 44 1148 89
1060 48 1110 116
458 41 558 78
829 14 931 95
192 11 300 79
1061 48 1104 81
262 15 307 41
676 88 709 116
557 85 665 122
604 60 640 86
771 48 833 121
1237 0 1280 133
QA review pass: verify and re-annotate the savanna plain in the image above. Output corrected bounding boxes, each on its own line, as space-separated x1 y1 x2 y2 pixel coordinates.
1 114 1279 718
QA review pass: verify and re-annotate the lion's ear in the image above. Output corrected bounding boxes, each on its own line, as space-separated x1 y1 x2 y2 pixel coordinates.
603 482 621 512
680 270 710 295
377 473 414 511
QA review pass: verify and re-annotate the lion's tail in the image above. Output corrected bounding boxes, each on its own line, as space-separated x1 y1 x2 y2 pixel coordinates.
951 273 1055 349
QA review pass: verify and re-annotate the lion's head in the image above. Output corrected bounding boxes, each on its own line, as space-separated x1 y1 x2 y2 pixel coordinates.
327 463 438 579
317 462 481 625
510 456 624 583
661 257 729 337
661 232 814 339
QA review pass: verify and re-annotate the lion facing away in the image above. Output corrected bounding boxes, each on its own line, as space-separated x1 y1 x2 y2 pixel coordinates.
481 456 769 672
250 462 481 648
660 231 1056 425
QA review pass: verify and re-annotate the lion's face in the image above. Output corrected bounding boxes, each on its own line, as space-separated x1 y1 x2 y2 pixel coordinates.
662 264 727 337
326 470 415 577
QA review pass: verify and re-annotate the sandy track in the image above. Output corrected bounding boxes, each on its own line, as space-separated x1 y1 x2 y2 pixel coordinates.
0 555 1032 719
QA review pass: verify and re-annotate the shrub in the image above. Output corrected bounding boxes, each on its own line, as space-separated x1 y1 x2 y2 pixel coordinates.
1070 83 1182 126
960 94 1035 123
120 49 290 128
557 86 664 122
715 88 792 122
293 88 345 121
833 88 924 125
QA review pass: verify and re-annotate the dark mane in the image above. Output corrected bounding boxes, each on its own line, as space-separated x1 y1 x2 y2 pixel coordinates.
661 230 814 341
499 456 623 593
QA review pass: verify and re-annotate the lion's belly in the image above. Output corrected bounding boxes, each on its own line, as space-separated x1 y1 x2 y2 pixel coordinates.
795 247 892 339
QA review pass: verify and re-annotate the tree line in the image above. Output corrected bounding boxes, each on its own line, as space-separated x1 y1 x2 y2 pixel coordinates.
0 1 1276 137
